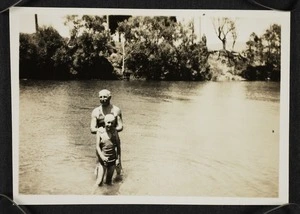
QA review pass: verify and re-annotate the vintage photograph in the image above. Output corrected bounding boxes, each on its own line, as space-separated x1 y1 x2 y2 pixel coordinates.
10 7 290 204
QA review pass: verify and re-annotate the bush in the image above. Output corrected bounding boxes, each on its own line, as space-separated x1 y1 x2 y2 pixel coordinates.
118 16 210 81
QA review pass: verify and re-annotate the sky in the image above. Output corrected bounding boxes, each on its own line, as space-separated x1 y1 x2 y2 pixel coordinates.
18 9 284 51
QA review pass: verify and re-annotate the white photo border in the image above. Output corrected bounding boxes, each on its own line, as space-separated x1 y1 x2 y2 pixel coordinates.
10 7 290 205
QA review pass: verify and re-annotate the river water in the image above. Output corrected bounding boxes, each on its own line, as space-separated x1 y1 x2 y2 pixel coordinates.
19 80 280 197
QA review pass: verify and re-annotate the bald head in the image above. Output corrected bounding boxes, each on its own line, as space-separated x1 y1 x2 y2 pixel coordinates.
98 89 111 98
104 114 115 130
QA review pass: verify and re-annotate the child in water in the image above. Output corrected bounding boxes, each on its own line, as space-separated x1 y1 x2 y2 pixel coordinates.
95 114 120 186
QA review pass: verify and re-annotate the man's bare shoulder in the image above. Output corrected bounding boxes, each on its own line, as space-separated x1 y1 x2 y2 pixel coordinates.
91 106 101 117
112 105 121 114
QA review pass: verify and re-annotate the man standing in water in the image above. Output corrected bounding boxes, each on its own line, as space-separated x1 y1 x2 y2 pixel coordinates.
91 89 123 175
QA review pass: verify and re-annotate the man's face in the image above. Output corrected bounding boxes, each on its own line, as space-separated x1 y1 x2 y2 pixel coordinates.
99 93 111 106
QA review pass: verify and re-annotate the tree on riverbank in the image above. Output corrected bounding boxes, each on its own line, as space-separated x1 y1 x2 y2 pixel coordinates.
54 15 117 79
19 15 281 82
20 26 65 79
20 15 119 80
212 17 237 51
242 24 281 81
117 16 210 80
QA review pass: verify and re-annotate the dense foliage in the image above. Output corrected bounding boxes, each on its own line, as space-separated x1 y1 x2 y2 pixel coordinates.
117 16 210 80
242 24 281 81
53 15 117 79
20 16 118 80
19 16 281 81
20 26 65 79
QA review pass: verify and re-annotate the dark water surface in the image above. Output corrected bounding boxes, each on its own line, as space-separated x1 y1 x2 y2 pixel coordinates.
19 80 280 197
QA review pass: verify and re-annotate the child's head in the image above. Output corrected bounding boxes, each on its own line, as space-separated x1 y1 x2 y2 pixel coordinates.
104 114 115 130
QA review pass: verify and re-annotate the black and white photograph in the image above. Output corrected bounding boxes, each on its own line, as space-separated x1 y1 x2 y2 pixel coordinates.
10 7 290 204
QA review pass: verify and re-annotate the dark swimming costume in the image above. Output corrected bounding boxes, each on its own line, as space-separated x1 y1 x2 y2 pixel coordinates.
96 130 119 166
96 152 116 167
95 105 118 128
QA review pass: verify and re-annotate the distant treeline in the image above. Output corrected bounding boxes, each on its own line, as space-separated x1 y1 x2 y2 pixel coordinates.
19 15 281 81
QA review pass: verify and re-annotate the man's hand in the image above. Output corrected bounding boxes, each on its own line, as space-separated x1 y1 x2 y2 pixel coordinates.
97 127 105 133
102 156 109 162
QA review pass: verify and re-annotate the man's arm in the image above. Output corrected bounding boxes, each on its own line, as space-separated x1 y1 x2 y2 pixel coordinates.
90 109 99 134
115 108 123 132
115 132 121 164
